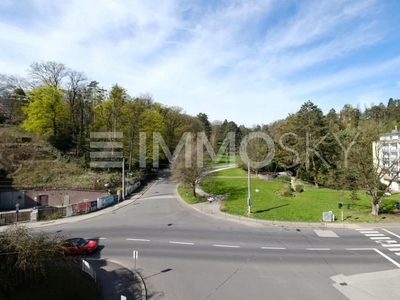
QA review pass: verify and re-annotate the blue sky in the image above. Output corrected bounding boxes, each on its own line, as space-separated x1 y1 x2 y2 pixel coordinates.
1 0 400 127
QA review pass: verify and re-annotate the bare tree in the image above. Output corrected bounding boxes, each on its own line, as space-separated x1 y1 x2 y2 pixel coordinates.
171 134 208 197
28 61 69 87
65 70 88 155
349 121 400 215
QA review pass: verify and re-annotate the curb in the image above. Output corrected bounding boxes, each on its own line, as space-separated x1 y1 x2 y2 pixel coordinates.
87 258 147 300
133 269 147 300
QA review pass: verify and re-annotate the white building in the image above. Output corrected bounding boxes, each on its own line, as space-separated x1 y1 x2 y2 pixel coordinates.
373 127 400 191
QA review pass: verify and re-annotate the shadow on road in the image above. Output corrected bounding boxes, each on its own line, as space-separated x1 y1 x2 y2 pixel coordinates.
89 259 142 300
144 268 173 280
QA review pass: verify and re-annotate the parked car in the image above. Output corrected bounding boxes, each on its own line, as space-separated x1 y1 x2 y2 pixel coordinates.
62 238 98 255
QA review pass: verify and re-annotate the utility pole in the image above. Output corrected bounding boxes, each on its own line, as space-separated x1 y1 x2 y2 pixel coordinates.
121 157 125 202
247 161 252 215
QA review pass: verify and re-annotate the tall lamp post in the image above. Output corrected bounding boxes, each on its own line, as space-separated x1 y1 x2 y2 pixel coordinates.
121 157 125 202
247 161 252 215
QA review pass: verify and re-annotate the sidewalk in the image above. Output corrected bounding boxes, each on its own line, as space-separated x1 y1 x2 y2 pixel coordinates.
89 259 145 300
0 179 157 232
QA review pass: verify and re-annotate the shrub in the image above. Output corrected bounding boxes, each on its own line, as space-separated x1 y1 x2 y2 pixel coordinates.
283 190 293 197
278 175 291 183
295 185 304 193
380 199 397 214
276 185 294 197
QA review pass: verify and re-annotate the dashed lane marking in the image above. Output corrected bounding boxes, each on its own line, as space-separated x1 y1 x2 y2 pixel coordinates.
169 241 194 245
126 238 150 242
213 244 240 248
261 247 286 250
306 248 331 251
370 237 391 240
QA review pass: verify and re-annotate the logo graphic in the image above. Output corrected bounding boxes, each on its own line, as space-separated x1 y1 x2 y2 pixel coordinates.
90 132 123 168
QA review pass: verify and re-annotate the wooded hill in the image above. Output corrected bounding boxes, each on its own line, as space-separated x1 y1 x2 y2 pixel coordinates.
0 61 399 204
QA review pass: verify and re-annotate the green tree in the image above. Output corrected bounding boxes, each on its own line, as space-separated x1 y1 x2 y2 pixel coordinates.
22 86 70 141
284 100 328 187
197 112 212 139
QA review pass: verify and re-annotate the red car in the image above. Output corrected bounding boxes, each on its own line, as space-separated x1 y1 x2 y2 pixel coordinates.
62 238 98 255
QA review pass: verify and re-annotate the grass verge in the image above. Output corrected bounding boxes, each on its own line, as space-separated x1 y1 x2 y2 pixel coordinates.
198 167 400 223
177 184 206 204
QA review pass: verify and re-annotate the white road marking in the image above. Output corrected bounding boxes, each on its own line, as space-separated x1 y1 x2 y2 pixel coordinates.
396 253 400 256
126 238 150 242
387 248 400 252
169 241 194 245
381 243 400 247
365 234 385 237
213 244 240 248
359 231 380 234
370 237 390 240
346 248 375 251
376 240 397 244
99 237 106 240
314 230 339 237
356 228 375 231
382 228 400 239
261 247 286 250
374 249 400 268
306 248 331 251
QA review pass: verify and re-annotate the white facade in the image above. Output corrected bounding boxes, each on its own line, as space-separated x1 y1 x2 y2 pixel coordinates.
374 128 400 191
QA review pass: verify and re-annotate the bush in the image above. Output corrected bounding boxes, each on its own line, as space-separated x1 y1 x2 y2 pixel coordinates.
380 199 397 214
276 185 293 197
295 185 304 193
278 175 291 183
39 212 64 221
283 190 294 197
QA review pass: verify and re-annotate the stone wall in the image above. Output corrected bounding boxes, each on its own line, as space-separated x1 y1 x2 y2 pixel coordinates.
0 189 109 210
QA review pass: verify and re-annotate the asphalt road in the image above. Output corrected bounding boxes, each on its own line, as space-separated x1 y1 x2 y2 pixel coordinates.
37 170 400 300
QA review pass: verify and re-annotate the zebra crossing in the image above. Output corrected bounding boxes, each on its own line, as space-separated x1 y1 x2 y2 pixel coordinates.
357 228 400 256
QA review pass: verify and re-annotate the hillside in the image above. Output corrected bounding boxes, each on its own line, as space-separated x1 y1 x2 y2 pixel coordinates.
0 125 125 190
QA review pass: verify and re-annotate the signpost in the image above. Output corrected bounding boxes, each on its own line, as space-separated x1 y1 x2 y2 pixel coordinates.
133 250 138 271
15 203 20 223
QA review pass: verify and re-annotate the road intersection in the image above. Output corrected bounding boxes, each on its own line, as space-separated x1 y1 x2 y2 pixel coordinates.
14 170 400 299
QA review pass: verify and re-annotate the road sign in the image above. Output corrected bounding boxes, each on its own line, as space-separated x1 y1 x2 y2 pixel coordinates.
133 250 138 260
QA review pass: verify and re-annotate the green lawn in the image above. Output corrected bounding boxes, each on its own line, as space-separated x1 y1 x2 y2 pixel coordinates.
177 184 206 204
195 167 400 223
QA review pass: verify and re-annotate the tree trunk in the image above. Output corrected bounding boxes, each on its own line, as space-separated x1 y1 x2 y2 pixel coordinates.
192 183 197 198
371 198 379 215
290 177 296 191
311 157 319 188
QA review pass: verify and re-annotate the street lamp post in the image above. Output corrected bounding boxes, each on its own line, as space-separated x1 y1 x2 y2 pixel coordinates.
247 162 252 215
121 157 125 203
